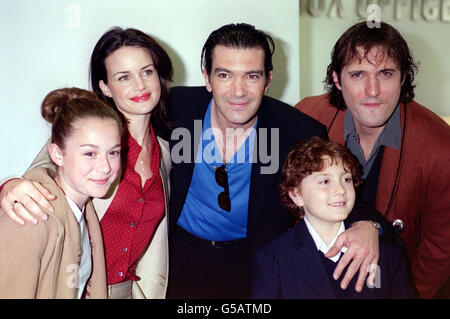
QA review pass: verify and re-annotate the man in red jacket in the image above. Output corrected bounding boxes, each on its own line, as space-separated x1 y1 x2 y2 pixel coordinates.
296 21 450 298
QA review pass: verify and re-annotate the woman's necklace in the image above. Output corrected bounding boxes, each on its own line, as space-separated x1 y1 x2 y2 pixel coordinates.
136 132 153 187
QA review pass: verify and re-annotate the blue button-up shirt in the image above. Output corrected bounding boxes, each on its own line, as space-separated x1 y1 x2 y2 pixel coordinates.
177 100 256 241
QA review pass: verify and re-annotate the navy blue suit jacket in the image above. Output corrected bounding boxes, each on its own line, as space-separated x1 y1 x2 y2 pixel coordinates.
252 219 416 298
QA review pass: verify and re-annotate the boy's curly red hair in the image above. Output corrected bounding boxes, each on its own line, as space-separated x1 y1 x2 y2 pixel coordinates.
280 136 362 221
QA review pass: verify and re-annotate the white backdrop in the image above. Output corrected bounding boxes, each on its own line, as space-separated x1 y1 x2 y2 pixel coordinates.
0 0 300 177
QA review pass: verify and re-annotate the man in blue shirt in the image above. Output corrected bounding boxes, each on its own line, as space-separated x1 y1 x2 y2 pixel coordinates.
167 23 388 298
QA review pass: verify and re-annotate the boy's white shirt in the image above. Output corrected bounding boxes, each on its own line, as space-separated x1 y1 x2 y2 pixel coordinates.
304 216 347 263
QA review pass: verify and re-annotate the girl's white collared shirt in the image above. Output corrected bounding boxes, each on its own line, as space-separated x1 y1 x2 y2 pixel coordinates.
66 196 92 298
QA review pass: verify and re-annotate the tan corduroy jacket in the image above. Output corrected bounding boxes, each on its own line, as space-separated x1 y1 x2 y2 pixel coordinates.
0 167 107 298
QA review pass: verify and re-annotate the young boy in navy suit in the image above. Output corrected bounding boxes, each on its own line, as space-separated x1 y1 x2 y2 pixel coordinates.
252 137 416 298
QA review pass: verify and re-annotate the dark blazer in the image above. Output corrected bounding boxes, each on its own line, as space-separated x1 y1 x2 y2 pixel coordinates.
252 219 416 299
167 86 388 255
167 86 324 252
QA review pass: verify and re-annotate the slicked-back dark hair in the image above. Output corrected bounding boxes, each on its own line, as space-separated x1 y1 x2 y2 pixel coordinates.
90 27 173 136
325 21 418 110
201 23 274 80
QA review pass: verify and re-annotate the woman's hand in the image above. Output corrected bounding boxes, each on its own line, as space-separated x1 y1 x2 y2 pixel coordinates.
0 178 55 225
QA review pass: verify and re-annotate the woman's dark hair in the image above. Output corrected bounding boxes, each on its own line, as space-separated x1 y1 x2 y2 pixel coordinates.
280 137 362 222
325 21 418 110
41 87 123 149
90 27 173 136
201 23 274 81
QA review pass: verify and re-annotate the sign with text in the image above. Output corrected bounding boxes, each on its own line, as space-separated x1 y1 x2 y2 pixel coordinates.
301 0 450 22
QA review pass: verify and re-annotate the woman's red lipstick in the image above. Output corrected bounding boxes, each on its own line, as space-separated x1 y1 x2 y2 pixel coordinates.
130 93 151 102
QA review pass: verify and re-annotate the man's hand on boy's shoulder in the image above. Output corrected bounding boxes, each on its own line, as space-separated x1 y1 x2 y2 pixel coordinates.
326 220 379 292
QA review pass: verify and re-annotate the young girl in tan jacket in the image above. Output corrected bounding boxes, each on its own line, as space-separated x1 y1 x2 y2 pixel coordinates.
0 88 123 298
